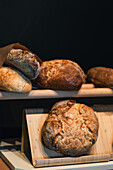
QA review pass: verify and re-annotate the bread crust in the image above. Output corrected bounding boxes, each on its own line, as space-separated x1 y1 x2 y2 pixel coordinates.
87 67 113 87
5 49 40 80
42 100 99 156
33 60 85 91
0 67 32 92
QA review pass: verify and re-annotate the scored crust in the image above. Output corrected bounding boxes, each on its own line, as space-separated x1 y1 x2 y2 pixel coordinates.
42 100 99 156
33 59 85 90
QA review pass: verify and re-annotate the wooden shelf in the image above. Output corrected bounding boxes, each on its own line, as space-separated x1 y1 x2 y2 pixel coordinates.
0 137 113 170
1 148 113 170
0 84 113 100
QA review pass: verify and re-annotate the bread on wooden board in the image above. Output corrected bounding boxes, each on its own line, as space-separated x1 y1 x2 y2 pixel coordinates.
5 49 40 80
32 59 85 91
87 67 113 87
42 100 99 156
0 67 32 92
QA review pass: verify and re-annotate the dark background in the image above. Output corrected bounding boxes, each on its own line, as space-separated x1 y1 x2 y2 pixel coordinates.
0 0 113 73
0 0 113 139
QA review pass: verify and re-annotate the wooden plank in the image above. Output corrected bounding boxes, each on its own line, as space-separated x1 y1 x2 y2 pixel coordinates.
21 111 31 162
0 158 10 170
0 150 33 170
90 112 113 155
35 154 110 167
0 84 113 100
81 84 95 89
26 113 49 166
1 149 113 170
21 108 113 167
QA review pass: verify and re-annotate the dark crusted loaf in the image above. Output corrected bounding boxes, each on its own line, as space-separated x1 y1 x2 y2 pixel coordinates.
87 67 113 87
32 59 85 91
42 100 99 156
5 49 40 80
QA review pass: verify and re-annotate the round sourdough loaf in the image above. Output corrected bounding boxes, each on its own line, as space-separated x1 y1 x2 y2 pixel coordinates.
0 67 32 92
42 100 99 156
32 59 85 91
87 67 113 87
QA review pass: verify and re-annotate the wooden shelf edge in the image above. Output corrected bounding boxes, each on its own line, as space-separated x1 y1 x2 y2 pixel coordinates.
0 84 113 100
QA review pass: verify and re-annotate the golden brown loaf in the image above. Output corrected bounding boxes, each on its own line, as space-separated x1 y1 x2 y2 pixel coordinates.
0 67 32 92
87 67 113 87
42 100 99 156
32 59 85 91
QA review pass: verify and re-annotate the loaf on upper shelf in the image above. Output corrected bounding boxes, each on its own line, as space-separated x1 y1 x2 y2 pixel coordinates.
5 48 41 80
42 100 99 156
0 67 32 92
87 67 113 87
32 59 86 91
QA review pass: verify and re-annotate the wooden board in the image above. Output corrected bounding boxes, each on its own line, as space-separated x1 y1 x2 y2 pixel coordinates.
1 138 113 170
1 84 113 100
0 158 10 170
1 149 113 170
21 105 113 167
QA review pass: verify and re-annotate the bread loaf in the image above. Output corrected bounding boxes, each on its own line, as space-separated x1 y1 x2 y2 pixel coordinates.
42 100 99 156
0 67 32 92
87 67 113 87
33 59 85 91
5 49 40 80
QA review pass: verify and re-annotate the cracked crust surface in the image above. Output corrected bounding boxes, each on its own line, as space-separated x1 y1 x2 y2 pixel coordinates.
87 67 113 87
42 100 99 156
33 59 85 90
5 49 40 80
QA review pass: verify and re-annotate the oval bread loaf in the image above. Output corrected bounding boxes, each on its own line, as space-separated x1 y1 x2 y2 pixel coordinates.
87 67 113 87
5 49 40 80
0 67 32 92
42 100 99 156
33 59 85 91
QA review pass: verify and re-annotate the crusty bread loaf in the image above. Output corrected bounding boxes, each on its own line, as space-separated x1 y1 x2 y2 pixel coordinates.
5 49 40 80
32 59 85 91
0 67 32 92
42 100 99 156
87 67 113 87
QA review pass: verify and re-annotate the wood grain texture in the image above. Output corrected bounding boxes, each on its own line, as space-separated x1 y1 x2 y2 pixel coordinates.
21 106 113 167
